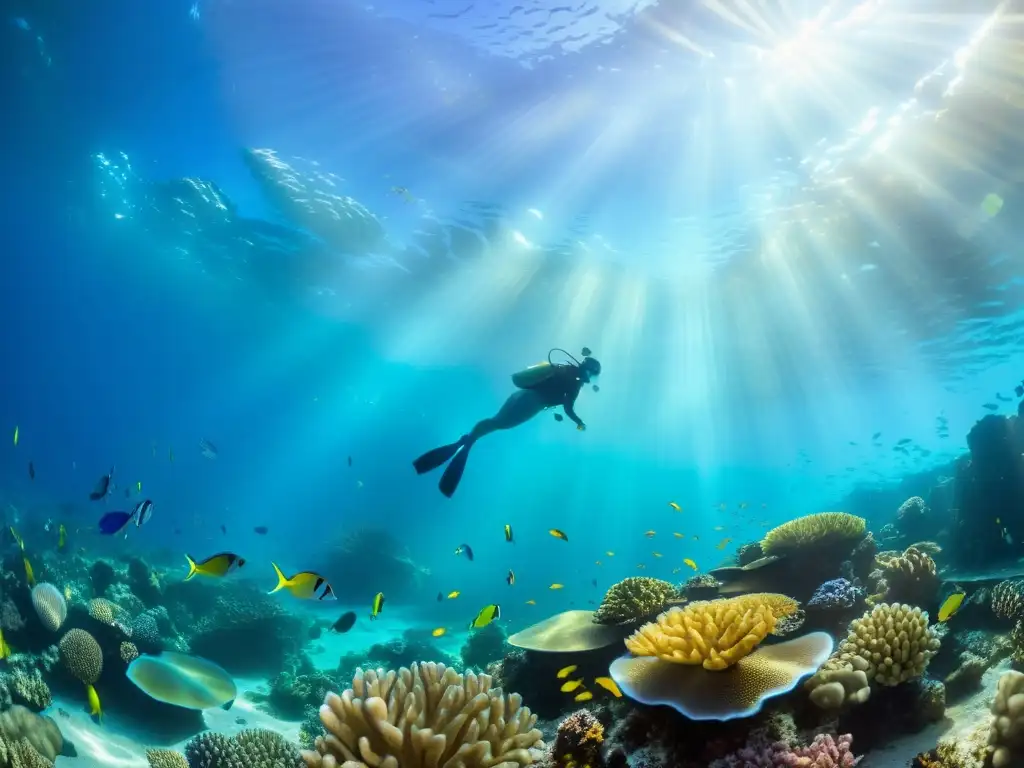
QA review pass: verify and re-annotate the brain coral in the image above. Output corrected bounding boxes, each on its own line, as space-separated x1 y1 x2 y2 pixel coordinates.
594 577 678 626
832 603 940 686
29 585 66 633
87 599 118 627
301 662 544 768
624 594 799 670
989 670 1024 768
58 629 103 685
760 513 866 557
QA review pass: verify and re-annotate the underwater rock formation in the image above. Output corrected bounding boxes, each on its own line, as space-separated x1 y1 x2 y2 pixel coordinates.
541 709 624 768
681 574 721 601
594 577 679 626
301 662 544 768
0 707 63 763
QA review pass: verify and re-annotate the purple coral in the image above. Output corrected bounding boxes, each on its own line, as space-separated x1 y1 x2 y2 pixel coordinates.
807 579 865 611
711 734 860 768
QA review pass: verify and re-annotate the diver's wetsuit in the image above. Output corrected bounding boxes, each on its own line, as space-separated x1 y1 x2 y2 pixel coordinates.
413 363 588 497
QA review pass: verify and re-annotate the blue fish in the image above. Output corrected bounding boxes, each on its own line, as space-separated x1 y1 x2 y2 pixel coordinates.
98 511 133 535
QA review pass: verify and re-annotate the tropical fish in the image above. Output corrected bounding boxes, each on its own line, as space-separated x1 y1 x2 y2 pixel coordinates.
184 553 245 580
0 629 9 659
370 592 385 619
605 551 615 556
89 467 115 501
136 481 142 493
683 558 698 571
574 691 593 702
549 529 568 542
692 535 699 541
98 512 134 536
738 502 749 510
12 426 17 446
432 627 446 637
470 604 500 629
594 677 622 697
595 561 602 566
448 591 461 599
550 583 564 590
504 524 513 543
200 439 218 459
506 570 515 586
636 564 646 569
938 592 966 622
557 665 578 679
133 500 154 528
455 544 474 561
27 461 34 481
644 530 656 538
716 538 732 550
713 526 725 532
9 527 23 551
560 679 584 693
87 682 102 723
652 552 662 558
332 611 357 633
126 651 236 710
673 532 684 539
668 502 681 511
58 525 66 551
253 526 269 535
525 599 536 605
23 557 35 587
269 563 336 601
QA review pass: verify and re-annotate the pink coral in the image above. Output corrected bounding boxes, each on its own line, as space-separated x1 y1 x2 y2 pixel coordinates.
711 734 860 768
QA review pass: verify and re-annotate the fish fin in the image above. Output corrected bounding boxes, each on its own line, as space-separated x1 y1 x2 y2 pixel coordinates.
221 699 234 711
184 555 198 581
269 562 289 594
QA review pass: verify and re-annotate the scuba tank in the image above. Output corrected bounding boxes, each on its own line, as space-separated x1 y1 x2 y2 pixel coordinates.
511 361 555 389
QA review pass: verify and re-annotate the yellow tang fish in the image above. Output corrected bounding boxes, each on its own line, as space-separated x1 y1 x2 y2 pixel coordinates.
431 627 447 637
0 629 9 659
673 532 684 538
470 604 500 629
716 538 733 550
504 524 514 543
549 529 569 542
574 691 593 702
269 563 337 601
683 558 698 571
23 557 35 587
594 677 622 697
652 552 662 558
12 426 18 446
938 591 966 622
668 502 681 511
560 679 584 693
370 592 385 619
644 530 656 538
448 591 461 599
185 552 244 580
557 665 578 679
86 683 102 724
58 524 67 551
605 551 615 557
525 600 536 605
549 583 564 590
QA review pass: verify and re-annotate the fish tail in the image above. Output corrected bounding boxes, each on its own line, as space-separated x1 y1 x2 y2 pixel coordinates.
184 555 198 581
269 562 289 594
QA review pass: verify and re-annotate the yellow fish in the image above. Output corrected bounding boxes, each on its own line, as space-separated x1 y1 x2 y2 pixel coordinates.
87 683 102 724
185 552 244 580
504 524 514 543
938 591 966 622
0 629 9 659
673 532 684 538
470 604 500 629
557 665 578 679
574 691 593 702
10 527 23 551
12 426 17 446
652 552 662 558
549 583 564 590
269 563 336 600
683 558 698 571
448 591 461 599
525 600 536 605
431 627 447 637
370 592 385 619
668 502 681 511
136 481 142 493
605 551 615 557
549 529 569 542
58 524 67 551
23 557 35 587
560 679 584 693
716 538 733 550
594 677 622 697
644 530 656 538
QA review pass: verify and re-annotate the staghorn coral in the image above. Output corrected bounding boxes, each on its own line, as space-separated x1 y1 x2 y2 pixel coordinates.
760 512 866 557
593 577 678 626
992 580 1024 622
830 603 940 686
710 733 860 768
87 598 118 627
147 749 188 768
874 546 939 605
59 628 102 685
624 594 798 670
29 585 65 633
990 669 1024 768
120 642 139 664
301 662 544 768
186 729 302 768
552 710 604 768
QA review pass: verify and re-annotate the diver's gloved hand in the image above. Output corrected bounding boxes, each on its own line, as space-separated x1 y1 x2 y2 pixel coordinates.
577 423 587 432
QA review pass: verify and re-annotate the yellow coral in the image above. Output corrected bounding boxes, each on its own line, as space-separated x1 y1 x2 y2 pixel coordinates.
833 603 940 686
624 594 795 670
760 513 866 557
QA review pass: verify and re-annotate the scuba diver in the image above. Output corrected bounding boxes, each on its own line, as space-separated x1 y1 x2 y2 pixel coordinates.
413 348 602 498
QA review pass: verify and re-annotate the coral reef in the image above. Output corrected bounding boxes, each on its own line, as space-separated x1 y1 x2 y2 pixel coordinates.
460 622 509 671
338 628 457 683
872 546 939 606
119 642 139 664
681 574 721 601
807 579 865 611
992 580 1024 622
508 611 625 653
147 749 189 768
828 603 940 686
28 586 65 634
760 513 866 557
594 577 678 626
89 561 116 596
301 662 544 768
551 710 605 768
990 669 1024 768
0 707 62 763
185 729 303 768
58 629 102 686
804 657 871 709
710 733 860 767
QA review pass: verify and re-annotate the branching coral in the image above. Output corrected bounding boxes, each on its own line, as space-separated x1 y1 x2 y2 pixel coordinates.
8 672 50 712
710 733 860 768
624 594 798 670
990 670 1024 768
301 662 544 768
594 577 678 626
830 603 940 686
760 512 866 557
